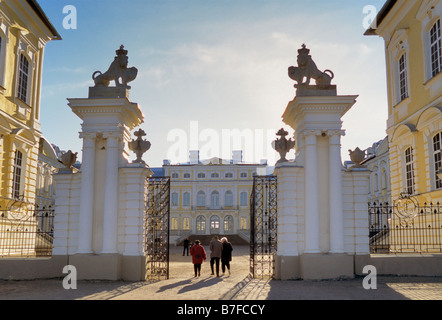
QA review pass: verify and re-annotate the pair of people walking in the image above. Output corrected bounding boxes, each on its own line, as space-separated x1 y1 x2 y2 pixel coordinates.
189 235 233 278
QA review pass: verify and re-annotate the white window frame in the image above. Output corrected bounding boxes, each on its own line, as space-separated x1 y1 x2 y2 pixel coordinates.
197 190 206 207
429 19 442 77
224 190 233 207
223 215 233 233
171 192 179 207
0 18 9 92
388 29 410 106
398 53 409 102
417 0 442 84
12 149 24 199
433 131 442 189
210 190 220 209
240 191 248 206
196 215 206 233
183 191 191 207
404 146 415 195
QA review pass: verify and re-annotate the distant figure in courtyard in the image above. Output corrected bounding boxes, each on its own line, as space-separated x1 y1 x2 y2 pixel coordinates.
183 237 190 256
209 235 223 277
221 237 233 276
190 240 206 277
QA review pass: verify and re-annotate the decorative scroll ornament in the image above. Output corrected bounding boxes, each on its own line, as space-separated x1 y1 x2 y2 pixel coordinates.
395 193 418 222
128 129 151 164
273 128 295 164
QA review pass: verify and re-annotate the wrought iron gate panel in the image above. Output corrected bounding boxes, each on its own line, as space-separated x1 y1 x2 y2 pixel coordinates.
145 177 170 280
250 175 277 279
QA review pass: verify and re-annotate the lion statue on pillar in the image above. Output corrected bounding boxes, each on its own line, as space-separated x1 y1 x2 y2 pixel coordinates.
288 44 334 87
92 45 138 89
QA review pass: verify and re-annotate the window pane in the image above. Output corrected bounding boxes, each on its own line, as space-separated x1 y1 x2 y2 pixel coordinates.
430 20 442 77
18 54 29 102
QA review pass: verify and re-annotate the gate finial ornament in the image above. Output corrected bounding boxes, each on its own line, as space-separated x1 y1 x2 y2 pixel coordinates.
128 128 151 164
273 128 295 164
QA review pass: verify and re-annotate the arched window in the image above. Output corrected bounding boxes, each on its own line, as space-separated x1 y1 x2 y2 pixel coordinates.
210 190 219 209
224 190 233 207
197 190 206 207
430 19 442 77
433 132 442 189
211 172 219 178
224 215 233 233
225 172 233 178
17 54 30 103
196 216 206 233
210 215 220 233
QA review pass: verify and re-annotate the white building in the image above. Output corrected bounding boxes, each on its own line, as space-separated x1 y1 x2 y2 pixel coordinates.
361 137 391 205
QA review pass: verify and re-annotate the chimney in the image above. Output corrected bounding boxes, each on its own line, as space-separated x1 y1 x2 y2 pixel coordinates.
232 150 242 164
189 150 199 165
163 159 171 166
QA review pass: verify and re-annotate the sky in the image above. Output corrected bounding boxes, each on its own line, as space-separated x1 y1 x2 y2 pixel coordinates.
37 0 388 167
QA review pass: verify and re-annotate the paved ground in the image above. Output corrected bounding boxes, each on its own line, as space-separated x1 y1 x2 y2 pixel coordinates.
1 246 442 301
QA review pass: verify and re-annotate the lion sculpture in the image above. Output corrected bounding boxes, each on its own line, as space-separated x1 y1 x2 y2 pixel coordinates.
288 44 334 87
92 45 138 89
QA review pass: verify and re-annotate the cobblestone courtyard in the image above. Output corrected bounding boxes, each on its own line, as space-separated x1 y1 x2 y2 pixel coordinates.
0 246 442 300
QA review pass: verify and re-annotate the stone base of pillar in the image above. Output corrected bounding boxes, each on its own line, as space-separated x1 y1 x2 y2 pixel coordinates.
67 254 146 281
275 253 354 280
300 253 354 280
275 255 301 280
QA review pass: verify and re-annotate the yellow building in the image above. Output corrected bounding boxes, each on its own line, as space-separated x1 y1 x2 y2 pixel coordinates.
159 151 268 245
366 0 442 203
0 0 61 209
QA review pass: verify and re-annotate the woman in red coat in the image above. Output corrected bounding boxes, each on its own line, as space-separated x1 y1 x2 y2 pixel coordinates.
190 240 206 277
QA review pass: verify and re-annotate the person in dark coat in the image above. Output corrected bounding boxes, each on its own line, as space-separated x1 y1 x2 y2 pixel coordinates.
220 237 233 276
209 235 223 277
183 237 190 256
190 240 206 277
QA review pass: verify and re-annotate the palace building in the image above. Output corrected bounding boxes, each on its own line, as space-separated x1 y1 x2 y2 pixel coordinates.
154 150 269 245
365 0 442 203
0 0 61 209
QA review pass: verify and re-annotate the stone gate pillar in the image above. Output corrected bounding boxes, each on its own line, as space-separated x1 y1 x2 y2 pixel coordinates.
274 45 370 280
52 46 153 281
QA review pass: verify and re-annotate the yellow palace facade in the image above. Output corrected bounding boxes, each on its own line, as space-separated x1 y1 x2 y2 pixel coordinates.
366 0 442 203
0 0 60 209
158 151 268 245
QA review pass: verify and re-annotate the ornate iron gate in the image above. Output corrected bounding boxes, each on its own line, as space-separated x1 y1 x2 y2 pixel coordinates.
250 175 277 279
144 177 170 280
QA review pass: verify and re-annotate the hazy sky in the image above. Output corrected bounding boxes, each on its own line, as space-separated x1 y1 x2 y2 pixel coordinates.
37 0 388 167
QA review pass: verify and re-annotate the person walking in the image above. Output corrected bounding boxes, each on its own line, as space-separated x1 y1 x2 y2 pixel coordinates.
190 240 206 277
183 237 190 256
220 237 233 276
209 235 223 277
